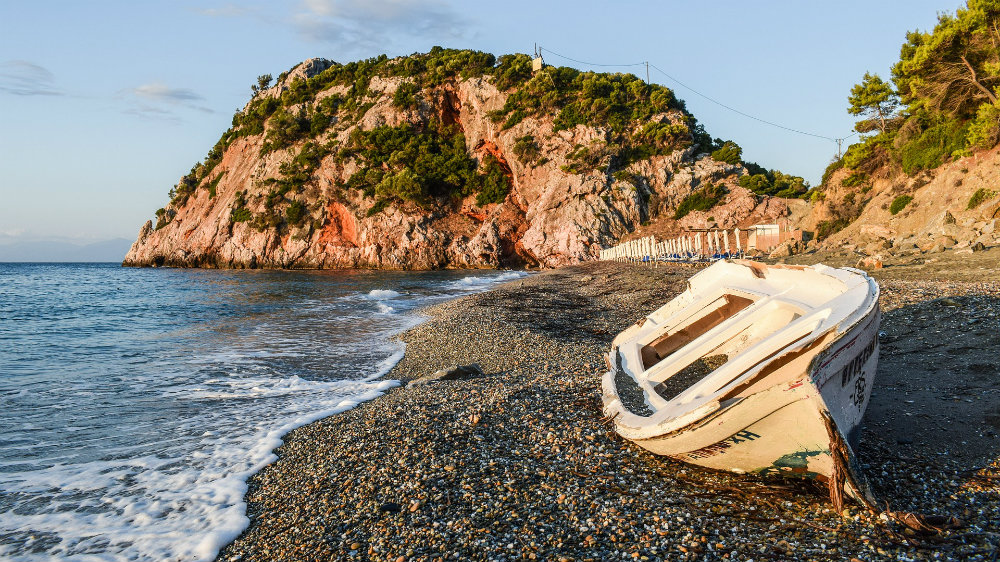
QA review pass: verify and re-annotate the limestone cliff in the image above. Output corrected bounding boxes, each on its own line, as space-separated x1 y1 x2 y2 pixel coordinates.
125 51 796 269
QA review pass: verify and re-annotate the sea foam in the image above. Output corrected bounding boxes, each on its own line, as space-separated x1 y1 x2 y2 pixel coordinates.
0 264 522 562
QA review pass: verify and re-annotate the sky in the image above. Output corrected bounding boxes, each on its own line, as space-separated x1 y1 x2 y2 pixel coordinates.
0 0 957 244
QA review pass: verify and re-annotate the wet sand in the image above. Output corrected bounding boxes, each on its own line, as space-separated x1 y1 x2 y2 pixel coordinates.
218 259 1000 561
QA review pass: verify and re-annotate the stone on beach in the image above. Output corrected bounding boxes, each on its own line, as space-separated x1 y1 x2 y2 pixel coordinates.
408 364 485 387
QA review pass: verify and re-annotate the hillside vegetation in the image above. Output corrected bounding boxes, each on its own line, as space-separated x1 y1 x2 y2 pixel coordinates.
817 0 1000 239
153 48 806 236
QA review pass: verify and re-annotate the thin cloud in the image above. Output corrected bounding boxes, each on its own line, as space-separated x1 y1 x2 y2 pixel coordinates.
0 60 63 96
125 82 214 119
133 83 204 103
195 3 258 17
123 103 183 123
294 0 468 50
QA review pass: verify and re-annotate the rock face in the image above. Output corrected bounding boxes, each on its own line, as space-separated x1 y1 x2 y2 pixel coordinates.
124 56 793 270
804 145 1000 256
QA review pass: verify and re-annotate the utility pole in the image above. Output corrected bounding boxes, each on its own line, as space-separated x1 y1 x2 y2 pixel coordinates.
645 61 650 84
836 138 843 159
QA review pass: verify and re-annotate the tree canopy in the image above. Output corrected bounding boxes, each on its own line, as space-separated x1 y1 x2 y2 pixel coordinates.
833 0 1000 181
847 72 899 133
892 0 1000 117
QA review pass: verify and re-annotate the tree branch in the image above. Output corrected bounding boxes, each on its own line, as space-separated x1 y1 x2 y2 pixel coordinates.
960 54 998 104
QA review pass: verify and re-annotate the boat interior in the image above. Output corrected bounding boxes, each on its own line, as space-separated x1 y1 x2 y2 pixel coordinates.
618 278 861 424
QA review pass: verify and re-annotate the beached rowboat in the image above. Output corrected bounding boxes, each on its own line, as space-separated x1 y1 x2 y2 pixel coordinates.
601 260 880 505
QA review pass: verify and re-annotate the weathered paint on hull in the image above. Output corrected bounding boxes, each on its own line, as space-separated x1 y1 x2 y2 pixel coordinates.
813 305 881 448
630 379 833 476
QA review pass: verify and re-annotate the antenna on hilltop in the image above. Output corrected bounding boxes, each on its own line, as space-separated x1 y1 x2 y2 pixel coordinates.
532 43 545 73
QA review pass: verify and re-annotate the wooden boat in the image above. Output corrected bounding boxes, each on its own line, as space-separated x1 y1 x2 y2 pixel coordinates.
601 260 880 505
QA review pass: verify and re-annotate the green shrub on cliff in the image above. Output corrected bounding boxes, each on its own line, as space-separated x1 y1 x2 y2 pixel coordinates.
234 97 280 138
392 81 421 109
491 65 685 137
339 123 508 208
967 188 997 210
262 141 332 200
206 172 225 199
366 198 391 217
261 106 311 153
898 118 969 175
475 154 511 205
736 166 809 198
285 200 307 225
710 141 742 165
673 183 727 219
375 168 424 202
966 100 1000 150
889 194 913 215
230 191 253 223
501 109 527 130
231 208 253 223
170 165 201 206
512 135 540 162
561 143 606 174
638 122 689 146
841 131 895 172
492 54 533 91
841 172 867 188
154 208 172 230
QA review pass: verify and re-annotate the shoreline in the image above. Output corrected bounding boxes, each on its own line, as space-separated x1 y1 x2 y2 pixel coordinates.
217 260 1000 561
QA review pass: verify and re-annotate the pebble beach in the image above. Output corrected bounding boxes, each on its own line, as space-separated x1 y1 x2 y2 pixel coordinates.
217 257 1000 562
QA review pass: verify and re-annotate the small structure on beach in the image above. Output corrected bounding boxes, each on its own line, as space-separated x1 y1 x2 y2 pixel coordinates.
746 220 803 251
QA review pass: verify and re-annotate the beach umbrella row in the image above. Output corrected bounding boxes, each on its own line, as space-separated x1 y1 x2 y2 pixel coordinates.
599 229 745 262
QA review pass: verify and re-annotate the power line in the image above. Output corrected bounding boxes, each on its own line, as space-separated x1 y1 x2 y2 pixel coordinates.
537 46 856 144
538 46 645 69
648 64 838 141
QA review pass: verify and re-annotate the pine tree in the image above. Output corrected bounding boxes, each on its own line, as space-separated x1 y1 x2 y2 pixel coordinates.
847 72 899 133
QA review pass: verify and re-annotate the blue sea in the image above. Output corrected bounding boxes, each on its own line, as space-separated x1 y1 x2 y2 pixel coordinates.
0 263 526 561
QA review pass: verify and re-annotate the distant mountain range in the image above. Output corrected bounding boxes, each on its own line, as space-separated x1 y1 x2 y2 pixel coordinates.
0 238 133 262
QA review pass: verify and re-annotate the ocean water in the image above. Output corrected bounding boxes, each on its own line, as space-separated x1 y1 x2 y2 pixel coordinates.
0 263 526 561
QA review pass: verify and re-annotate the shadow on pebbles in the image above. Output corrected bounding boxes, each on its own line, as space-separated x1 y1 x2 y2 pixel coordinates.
218 262 1000 562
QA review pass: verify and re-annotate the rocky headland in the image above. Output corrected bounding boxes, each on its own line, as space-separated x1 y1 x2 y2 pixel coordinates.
122 49 1000 272
123 50 797 270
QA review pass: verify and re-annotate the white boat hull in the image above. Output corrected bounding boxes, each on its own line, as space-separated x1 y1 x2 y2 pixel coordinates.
601 261 881 503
